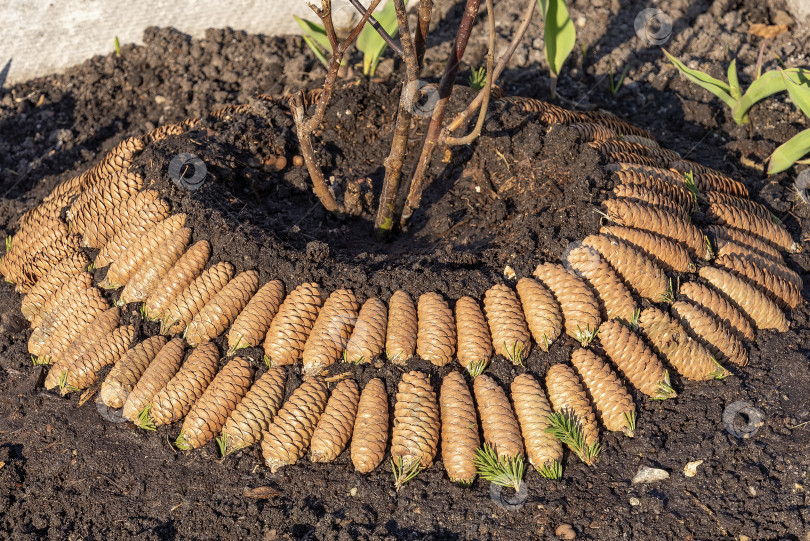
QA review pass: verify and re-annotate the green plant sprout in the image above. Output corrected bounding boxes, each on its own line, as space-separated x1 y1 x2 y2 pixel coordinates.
609 62 630 95
469 66 487 91
357 0 406 77
294 15 336 69
114 36 121 57
538 0 577 97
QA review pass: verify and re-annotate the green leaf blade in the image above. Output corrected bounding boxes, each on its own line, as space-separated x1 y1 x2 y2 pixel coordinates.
663 49 735 109
768 128 810 175
539 0 576 77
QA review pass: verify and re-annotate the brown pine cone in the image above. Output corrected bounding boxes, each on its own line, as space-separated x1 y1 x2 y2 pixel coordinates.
592 140 681 163
98 213 186 278
565 245 638 323
386 290 418 364
454 296 493 375
149 342 220 427
568 122 618 142
310 379 361 462
440 371 479 484
17 233 83 292
30 272 94 328
416 292 456 366
176 356 254 450
161 261 235 335
227 280 285 354
145 240 212 321
582 234 671 302
473 374 523 459
715 254 801 309
603 151 663 168
613 182 688 217
68 170 145 231
598 319 676 399
532 262 601 345
545 364 600 464
261 376 330 472
100 335 168 409
699 267 787 332
603 199 708 259
3 217 65 274
584 114 652 138
638 306 727 381
599 225 695 273
94 208 184 273
679 281 754 342
670 301 748 367
82 190 170 249
510 374 563 478
669 163 748 196
264 282 324 367
717 245 801 290
705 225 784 263
302 289 359 376
391 371 440 484
122 338 185 422
221 367 287 454
707 203 798 253
704 192 772 221
515 277 562 351
44 307 121 390
570 348 636 436
62 325 136 392
118 227 192 305
612 170 696 212
345 297 388 364
185 270 261 347
33 287 109 362
21 252 90 321
484 284 532 365
351 378 389 473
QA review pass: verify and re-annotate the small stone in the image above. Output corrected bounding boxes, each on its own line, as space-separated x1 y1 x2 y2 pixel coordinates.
576 16 587 27
748 486 757 497
293 155 305 167
738 536 750 541
349 487 357 497
632 466 670 484
503 265 516 280
154 95 166 104
683 460 703 477
629 497 641 506
555 523 576 540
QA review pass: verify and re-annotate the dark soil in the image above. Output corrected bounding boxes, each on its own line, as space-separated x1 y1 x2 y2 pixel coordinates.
1 1 809 540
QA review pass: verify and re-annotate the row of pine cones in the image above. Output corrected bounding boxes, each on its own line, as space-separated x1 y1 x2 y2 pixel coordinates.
0 92 803 488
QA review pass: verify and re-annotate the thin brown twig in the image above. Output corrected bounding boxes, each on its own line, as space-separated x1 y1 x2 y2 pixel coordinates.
291 93 340 212
348 0 404 57
414 0 435 70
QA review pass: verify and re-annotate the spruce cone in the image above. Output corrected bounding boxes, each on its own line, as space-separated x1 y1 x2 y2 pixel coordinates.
17 234 83 292
598 319 675 399
227 280 285 354
416 292 456 366
532 262 601 345
264 282 324 367
145 240 212 321
440 371 479 484
122 338 185 422
20 252 90 321
707 203 798 253
44 307 121 390
715 254 801 309
149 342 220 427
82 190 169 249
545 364 599 463
62 325 136 392
699 267 787 332
33 287 109 362
162 261 235 335
261 377 330 472
345 297 388 364
570 348 636 435
717 245 801 289
222 367 287 453
351 378 389 473
100 335 168 409
611 170 695 214
473 374 523 459
679 281 755 342
582 234 670 302
705 191 773 221
565 245 638 323
99 213 186 281
177 356 254 450
603 199 708 259
515 277 562 351
671 301 748 367
484 284 532 365
510 373 562 474
391 371 441 473
705 225 784 263
454 296 493 374
568 122 618 142
604 151 663 168
95 209 186 271
310 379 361 462
30 272 94 328
592 140 680 162
386 290 418 364
670 163 748 196
599 225 695 273
302 289 359 376
2 218 67 283
638 307 727 381
118 227 191 305
68 170 145 231
185 270 261 347
613 182 688 217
